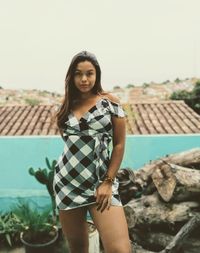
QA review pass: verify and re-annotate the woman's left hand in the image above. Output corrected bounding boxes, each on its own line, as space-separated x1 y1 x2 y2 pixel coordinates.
94 181 113 213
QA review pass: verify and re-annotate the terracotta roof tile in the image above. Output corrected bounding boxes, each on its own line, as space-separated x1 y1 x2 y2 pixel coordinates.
0 101 199 136
0 105 59 136
124 100 200 135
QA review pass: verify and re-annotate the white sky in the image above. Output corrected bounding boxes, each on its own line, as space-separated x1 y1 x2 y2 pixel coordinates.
0 0 200 93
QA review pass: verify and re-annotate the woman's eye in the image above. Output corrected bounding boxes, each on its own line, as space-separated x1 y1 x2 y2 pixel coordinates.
75 72 81 76
87 72 93 76
74 72 94 77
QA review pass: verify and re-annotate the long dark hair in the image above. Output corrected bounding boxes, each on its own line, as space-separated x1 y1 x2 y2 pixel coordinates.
53 51 107 131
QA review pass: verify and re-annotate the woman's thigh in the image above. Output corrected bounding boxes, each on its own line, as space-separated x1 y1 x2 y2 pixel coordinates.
88 204 132 253
59 207 89 252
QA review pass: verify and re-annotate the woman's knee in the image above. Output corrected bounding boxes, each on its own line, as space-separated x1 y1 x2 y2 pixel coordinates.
106 246 131 253
58 208 89 252
105 240 132 253
67 238 89 253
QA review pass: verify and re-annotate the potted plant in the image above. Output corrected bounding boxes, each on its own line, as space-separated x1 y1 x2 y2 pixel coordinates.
12 199 58 253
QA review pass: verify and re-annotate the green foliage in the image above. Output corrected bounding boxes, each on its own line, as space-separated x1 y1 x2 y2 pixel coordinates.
192 80 200 97
38 90 51 96
170 90 191 100
0 211 24 247
29 158 57 223
12 200 52 231
126 84 135 88
162 80 170 84
113 85 121 89
142 83 149 88
29 167 48 184
12 200 55 244
170 80 200 114
174 77 181 83
24 98 41 106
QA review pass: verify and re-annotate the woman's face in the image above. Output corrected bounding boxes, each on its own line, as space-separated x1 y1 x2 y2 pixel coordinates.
73 60 96 94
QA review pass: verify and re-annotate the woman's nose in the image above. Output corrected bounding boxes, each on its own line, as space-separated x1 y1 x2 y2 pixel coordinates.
81 74 87 81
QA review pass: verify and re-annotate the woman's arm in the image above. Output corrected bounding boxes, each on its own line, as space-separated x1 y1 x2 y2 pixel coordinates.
106 114 126 179
105 93 126 179
95 93 126 212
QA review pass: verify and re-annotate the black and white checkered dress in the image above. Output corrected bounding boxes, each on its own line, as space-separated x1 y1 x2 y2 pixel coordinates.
53 97 126 210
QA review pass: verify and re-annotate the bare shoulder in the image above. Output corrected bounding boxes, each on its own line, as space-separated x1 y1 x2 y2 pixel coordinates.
100 91 121 104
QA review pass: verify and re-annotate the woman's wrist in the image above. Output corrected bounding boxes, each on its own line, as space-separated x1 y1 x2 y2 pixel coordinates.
103 174 115 184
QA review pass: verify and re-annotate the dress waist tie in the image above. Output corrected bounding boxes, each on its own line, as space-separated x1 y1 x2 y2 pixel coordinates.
93 132 111 183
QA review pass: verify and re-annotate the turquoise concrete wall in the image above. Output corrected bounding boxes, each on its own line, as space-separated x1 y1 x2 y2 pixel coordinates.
0 134 199 212
124 134 200 169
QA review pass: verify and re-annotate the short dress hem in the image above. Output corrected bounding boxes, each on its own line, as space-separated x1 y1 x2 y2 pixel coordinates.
57 199 123 212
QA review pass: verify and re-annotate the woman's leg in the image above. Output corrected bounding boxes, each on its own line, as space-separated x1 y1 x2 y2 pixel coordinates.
59 206 89 253
88 204 132 253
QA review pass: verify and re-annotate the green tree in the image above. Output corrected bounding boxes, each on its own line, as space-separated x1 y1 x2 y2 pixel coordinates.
113 85 121 90
170 81 200 114
170 90 191 100
126 84 135 88
192 80 200 97
25 98 41 106
142 83 149 88
174 78 181 83
162 80 170 84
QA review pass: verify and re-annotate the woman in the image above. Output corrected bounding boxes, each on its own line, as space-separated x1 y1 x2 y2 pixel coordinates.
53 51 131 253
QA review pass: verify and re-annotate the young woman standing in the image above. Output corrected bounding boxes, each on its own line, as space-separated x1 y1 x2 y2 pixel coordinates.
53 51 131 253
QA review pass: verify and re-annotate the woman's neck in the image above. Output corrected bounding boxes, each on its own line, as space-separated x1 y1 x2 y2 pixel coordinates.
78 91 95 101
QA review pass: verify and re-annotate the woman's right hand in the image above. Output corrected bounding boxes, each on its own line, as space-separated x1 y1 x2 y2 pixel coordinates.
94 181 113 213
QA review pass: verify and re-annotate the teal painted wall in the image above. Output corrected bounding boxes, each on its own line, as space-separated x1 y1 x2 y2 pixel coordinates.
124 134 200 169
0 134 199 212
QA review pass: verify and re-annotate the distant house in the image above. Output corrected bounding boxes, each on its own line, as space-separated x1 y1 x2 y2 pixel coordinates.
0 100 199 136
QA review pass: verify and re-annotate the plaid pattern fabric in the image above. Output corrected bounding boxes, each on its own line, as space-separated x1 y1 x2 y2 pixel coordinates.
53 97 127 210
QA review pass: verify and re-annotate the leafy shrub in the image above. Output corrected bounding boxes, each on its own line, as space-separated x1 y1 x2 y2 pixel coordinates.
12 199 55 244
0 211 24 247
24 98 41 106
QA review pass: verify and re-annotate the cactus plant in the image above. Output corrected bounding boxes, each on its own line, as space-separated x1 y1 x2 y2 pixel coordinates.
29 158 57 224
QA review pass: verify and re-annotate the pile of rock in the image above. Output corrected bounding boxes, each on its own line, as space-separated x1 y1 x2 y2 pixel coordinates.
117 148 200 253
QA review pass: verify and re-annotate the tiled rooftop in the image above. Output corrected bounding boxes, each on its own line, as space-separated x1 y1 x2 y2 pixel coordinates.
0 100 199 136
0 105 59 136
124 100 200 134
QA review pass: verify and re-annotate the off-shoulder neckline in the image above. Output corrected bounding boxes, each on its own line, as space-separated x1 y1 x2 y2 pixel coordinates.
70 97 121 122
